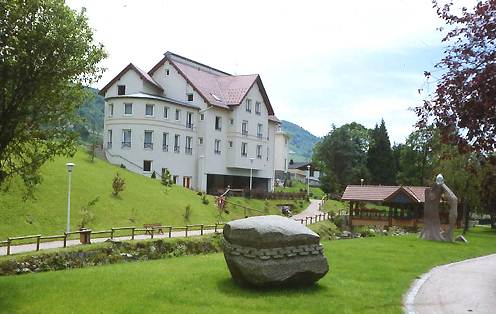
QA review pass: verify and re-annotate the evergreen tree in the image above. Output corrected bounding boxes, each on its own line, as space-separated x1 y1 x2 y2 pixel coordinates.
367 119 395 185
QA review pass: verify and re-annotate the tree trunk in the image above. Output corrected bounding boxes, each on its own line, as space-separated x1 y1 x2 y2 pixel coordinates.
462 200 470 235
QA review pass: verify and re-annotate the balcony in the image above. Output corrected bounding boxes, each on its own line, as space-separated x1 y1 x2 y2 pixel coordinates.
257 133 263 139
242 130 248 136
186 122 194 129
144 143 153 150
107 142 112 149
257 154 262 159
185 147 193 155
121 141 131 148
162 144 169 152
214 150 221 155
174 146 180 153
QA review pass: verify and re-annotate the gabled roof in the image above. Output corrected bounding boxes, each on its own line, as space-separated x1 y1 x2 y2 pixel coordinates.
148 51 276 116
98 63 163 96
341 185 428 203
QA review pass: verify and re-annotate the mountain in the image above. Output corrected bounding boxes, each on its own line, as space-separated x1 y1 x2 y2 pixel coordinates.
74 87 105 142
281 120 320 162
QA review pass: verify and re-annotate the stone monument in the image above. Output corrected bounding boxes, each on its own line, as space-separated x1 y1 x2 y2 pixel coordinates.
420 174 458 242
222 215 329 286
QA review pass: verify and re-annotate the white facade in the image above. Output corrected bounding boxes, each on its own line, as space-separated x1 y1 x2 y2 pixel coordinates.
274 127 289 173
101 53 279 193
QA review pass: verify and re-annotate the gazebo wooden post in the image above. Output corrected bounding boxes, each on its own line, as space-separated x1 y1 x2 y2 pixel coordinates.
349 201 353 228
388 206 393 227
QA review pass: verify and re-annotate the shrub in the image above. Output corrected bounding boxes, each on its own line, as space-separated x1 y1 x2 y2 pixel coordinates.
263 199 270 214
202 194 209 205
183 204 192 222
120 164 126 169
151 171 156 179
161 169 173 187
79 196 99 228
112 173 125 196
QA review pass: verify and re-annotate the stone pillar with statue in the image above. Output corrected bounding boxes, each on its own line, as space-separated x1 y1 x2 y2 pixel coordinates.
420 174 458 242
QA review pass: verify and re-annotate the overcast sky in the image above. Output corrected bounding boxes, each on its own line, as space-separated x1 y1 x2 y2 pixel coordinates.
67 0 471 143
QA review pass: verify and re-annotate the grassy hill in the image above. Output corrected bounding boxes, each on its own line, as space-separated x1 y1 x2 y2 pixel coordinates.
0 151 299 239
281 120 320 162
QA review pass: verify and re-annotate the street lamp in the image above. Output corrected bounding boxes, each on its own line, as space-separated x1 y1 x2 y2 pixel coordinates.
249 157 255 193
361 178 364 186
65 162 75 233
307 164 311 198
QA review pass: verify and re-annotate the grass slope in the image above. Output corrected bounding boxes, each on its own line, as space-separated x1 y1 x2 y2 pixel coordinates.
0 228 494 313
0 151 292 239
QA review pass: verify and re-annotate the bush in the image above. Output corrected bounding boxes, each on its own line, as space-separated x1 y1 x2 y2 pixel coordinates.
309 221 340 240
183 204 192 222
161 169 173 187
151 171 156 179
202 194 209 205
112 173 125 196
79 196 99 228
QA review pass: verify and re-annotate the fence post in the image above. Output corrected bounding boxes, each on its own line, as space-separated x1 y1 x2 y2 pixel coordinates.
150 228 154 239
168 226 172 238
200 224 204 236
6 239 11 255
305 217 308 225
185 226 189 237
36 235 41 251
214 223 218 233
63 233 67 248
110 228 115 240
131 227 135 240
310 217 313 224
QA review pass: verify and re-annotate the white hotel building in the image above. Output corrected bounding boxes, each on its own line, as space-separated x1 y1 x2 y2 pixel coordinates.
100 52 282 194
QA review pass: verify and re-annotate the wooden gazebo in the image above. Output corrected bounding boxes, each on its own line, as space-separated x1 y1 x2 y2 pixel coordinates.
341 185 429 228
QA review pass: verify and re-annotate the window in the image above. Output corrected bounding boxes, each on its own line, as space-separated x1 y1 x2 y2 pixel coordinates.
257 123 263 139
174 134 180 153
214 139 221 154
241 142 247 157
230 118 234 125
186 112 193 128
229 140 233 148
255 102 261 115
199 137 204 145
165 69 170 76
183 176 191 189
175 109 181 121
162 132 169 151
143 160 152 172
185 136 193 155
144 131 153 149
108 103 114 116
187 93 193 101
267 147 269 161
245 99 252 112
122 129 131 148
215 116 222 131
200 114 204 121
256 145 262 159
164 106 169 119
242 121 248 136
145 104 154 116
124 103 133 115
173 175 179 184
107 130 112 149
118 85 126 95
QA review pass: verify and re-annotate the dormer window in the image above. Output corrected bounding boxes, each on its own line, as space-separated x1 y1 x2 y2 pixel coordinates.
118 85 126 95
165 69 170 76
187 93 194 101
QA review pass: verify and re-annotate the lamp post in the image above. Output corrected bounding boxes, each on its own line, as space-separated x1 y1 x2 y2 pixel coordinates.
307 164 311 198
361 178 364 186
249 157 254 193
65 162 75 233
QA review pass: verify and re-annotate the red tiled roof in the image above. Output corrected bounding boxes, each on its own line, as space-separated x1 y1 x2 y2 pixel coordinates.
341 185 428 203
99 63 163 96
149 52 275 115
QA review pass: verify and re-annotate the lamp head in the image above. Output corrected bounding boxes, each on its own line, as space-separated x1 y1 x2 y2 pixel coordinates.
66 162 75 172
435 173 444 186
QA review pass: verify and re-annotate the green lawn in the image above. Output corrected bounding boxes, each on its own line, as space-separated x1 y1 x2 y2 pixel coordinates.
1 228 494 313
0 151 295 239
275 180 325 199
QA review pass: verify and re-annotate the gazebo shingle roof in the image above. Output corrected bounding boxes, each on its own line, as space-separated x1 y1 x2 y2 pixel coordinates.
341 185 428 203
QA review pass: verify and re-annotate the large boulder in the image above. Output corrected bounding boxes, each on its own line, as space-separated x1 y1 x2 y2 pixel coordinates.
222 215 329 287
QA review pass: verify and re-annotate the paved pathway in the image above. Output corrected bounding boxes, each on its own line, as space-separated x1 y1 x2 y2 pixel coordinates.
404 254 496 314
292 199 325 220
0 199 325 257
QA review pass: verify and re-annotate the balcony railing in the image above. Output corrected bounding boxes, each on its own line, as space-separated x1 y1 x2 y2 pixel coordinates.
144 143 153 149
162 144 168 152
107 142 112 149
241 152 247 157
186 122 194 129
257 154 262 159
214 150 221 155
257 133 263 139
121 141 131 148
185 147 193 155
242 130 248 136
174 146 180 153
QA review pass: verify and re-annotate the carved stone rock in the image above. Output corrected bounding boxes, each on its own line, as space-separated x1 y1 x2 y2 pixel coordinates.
222 215 329 286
